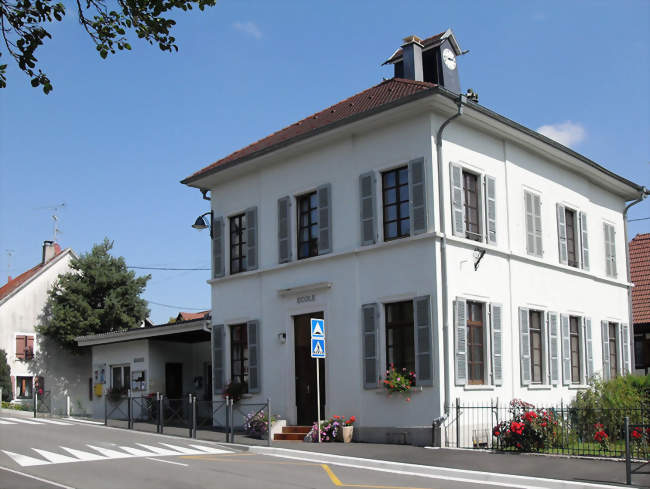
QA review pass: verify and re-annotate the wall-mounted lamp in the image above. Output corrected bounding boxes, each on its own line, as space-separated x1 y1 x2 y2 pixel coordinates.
278 331 287 344
192 211 213 238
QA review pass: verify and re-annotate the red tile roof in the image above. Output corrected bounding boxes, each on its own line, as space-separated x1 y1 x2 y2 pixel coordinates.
176 311 210 322
182 78 436 183
631 233 650 325
0 244 63 302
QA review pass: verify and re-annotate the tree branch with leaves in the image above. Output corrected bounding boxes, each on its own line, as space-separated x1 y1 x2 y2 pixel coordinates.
0 0 217 93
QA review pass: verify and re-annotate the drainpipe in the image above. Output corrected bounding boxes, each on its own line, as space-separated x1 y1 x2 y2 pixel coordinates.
435 94 465 415
623 186 648 372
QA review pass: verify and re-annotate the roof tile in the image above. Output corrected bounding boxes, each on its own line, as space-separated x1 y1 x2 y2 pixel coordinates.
631 233 650 324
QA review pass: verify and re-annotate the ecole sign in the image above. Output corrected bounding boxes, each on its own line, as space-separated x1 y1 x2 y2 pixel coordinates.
297 294 315 304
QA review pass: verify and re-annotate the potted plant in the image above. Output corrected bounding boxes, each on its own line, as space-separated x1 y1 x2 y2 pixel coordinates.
333 415 356 443
223 382 247 403
383 365 416 401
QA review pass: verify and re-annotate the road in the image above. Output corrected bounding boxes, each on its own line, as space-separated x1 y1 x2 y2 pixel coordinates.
0 411 550 489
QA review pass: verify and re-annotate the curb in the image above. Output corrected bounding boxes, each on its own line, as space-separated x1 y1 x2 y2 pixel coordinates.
247 446 638 489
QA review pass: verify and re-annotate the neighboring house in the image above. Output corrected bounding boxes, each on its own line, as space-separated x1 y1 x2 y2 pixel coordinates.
0 241 91 414
76 312 211 419
631 233 650 375
181 30 647 445
176 311 210 322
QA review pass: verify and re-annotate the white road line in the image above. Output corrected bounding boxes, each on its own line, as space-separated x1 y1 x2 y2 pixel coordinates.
158 443 202 454
64 417 104 425
119 446 157 457
188 444 231 454
145 457 188 467
0 465 77 489
59 447 105 461
134 443 181 456
0 419 16 424
0 417 42 425
85 444 131 459
32 449 78 464
33 418 73 426
2 450 49 466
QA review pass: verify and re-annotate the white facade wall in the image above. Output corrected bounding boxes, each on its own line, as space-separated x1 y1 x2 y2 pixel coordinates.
0 251 91 415
200 101 634 444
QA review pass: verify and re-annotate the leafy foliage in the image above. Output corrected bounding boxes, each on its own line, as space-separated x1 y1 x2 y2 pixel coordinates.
492 399 562 452
0 0 217 93
0 349 11 401
37 238 150 351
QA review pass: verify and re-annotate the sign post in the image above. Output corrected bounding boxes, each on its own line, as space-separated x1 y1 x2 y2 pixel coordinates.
310 318 326 444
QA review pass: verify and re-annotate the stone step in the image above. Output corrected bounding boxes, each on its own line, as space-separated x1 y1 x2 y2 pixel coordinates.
273 432 306 441
281 425 311 434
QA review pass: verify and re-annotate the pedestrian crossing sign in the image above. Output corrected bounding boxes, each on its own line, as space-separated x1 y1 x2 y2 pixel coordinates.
310 318 325 338
311 338 326 358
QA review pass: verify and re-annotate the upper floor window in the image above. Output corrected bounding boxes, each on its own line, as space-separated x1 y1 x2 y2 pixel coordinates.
382 167 410 241
451 163 496 245
15 335 34 360
230 213 247 274
524 190 543 257
603 222 617 277
297 191 319 259
557 204 589 270
230 324 249 391
463 171 481 242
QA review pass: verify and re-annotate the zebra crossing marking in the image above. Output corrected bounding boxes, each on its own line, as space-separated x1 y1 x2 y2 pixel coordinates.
0 417 42 425
1 442 231 467
0 417 72 426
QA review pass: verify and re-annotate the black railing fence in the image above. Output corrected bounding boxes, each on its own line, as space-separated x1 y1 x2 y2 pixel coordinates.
103 392 271 446
443 398 649 461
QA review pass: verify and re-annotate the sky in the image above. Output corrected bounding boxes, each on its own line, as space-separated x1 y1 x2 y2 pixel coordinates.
0 1 648 324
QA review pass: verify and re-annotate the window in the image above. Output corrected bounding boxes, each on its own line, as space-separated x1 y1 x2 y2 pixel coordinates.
635 332 650 370
229 213 247 274
382 167 410 241
111 365 130 392
385 301 414 377
16 376 33 399
463 171 481 241
297 191 319 259
604 222 617 277
467 301 485 384
524 190 543 257
569 316 581 383
15 335 34 360
529 310 544 384
608 322 618 379
564 208 579 268
230 324 248 390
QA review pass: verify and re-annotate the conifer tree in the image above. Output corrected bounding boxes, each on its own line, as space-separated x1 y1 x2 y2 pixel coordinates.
0 349 11 401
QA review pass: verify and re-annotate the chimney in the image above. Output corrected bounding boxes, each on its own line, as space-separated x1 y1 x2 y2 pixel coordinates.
42 240 56 264
7 276 12 284
401 35 424 81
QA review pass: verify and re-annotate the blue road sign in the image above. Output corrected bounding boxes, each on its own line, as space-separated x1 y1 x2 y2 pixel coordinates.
310 318 325 338
311 338 326 358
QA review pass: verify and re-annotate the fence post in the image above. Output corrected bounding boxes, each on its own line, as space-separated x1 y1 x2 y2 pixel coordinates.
155 393 160 433
225 396 230 443
267 398 272 447
66 395 70 417
230 398 235 444
625 416 631 485
159 394 164 434
104 390 107 426
127 389 132 429
192 395 198 439
455 397 461 448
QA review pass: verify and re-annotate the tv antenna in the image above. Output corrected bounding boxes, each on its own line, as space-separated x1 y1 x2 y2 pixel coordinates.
33 202 66 242
5 249 15 279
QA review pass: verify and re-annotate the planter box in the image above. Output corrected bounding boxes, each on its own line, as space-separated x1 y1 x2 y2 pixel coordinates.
262 419 286 440
336 425 354 443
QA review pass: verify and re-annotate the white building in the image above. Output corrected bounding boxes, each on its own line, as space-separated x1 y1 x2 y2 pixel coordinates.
180 30 648 445
0 241 91 415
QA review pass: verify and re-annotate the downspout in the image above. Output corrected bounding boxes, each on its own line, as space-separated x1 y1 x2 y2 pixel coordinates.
435 94 465 415
623 186 648 372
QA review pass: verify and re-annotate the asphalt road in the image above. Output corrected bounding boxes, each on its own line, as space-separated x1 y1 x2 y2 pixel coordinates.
0 412 515 489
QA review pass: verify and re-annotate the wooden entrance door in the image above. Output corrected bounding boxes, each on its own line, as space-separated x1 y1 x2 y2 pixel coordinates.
165 363 183 398
294 312 325 426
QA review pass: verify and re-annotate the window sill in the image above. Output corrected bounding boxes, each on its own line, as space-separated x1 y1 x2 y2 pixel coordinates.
527 385 552 390
568 385 589 390
463 385 495 391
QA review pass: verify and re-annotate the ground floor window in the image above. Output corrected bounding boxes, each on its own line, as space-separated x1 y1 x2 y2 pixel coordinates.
110 365 130 393
529 310 544 384
467 301 485 385
16 376 33 399
569 316 582 383
230 324 248 390
609 322 618 379
635 332 650 370
385 301 415 378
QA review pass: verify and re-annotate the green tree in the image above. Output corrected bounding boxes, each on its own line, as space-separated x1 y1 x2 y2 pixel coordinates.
0 0 217 93
0 349 11 401
37 238 150 351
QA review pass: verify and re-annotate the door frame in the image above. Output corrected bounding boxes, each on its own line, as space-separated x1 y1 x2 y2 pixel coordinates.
286 301 328 425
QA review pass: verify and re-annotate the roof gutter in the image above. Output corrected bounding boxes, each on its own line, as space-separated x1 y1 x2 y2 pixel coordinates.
435 94 465 417
624 186 649 370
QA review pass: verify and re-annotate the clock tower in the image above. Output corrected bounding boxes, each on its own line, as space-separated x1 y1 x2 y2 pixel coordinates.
383 29 463 94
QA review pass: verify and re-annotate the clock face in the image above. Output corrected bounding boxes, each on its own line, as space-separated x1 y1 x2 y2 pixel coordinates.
442 48 456 70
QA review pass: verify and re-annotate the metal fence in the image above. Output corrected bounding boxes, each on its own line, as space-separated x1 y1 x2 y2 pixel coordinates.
104 392 272 446
443 398 649 461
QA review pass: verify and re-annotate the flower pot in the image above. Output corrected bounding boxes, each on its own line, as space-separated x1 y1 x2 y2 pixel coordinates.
336 425 354 443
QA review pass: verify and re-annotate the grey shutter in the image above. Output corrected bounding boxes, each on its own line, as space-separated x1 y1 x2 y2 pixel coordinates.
548 312 560 385
579 211 589 271
617 323 623 375
245 207 258 271
560 314 571 385
212 324 225 394
317 183 332 255
607 224 617 277
359 172 377 245
212 216 225 279
556 204 568 265
621 323 630 375
413 296 433 386
247 320 260 393
485 175 497 245
533 194 543 256
519 307 531 386
490 303 503 386
601 320 610 380
362 303 379 389
585 318 593 381
409 158 427 235
277 196 291 263
450 163 465 237
454 299 467 385
525 191 535 255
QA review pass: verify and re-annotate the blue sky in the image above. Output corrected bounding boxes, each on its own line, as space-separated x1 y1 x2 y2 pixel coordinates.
1 1 648 324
